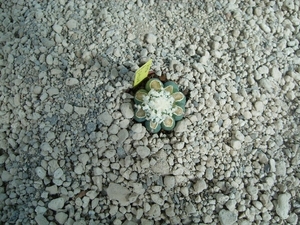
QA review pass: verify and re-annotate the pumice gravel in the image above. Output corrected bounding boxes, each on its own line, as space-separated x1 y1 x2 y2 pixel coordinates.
0 0 300 225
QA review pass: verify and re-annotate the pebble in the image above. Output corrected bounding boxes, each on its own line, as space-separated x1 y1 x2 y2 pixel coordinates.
231 140 241 150
66 19 77 29
254 101 264 112
108 124 119 134
35 167 46 179
131 124 146 140
47 87 59 96
55 212 68 224
1 170 13 182
136 146 151 158
275 193 291 220
66 78 79 86
145 33 157 44
107 183 130 206
35 215 49 225
74 106 88 115
98 111 113 126
86 122 96 133
270 67 282 81
64 103 73 113
120 103 134 119
48 197 65 211
53 24 62 33
164 176 175 190
192 63 205 73
193 179 207 193
219 209 237 225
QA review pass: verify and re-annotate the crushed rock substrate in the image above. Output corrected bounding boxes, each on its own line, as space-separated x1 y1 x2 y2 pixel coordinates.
0 0 300 224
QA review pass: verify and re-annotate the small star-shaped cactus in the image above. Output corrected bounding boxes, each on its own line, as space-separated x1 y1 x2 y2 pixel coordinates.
134 78 186 133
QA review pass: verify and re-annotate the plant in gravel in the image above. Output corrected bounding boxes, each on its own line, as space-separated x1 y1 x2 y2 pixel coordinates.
133 78 186 133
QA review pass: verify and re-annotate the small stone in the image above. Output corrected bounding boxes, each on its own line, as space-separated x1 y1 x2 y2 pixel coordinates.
1 170 13 182
47 87 59 96
63 103 73 113
66 78 79 86
234 131 245 142
254 101 264 112
226 199 236 211
36 167 46 179
66 19 77 29
276 193 291 219
259 78 273 93
86 122 96 133
35 215 49 225
107 183 130 206
74 106 88 115
98 111 113 126
120 103 134 119
131 124 146 140
53 168 64 179
185 202 196 214
79 153 89 166
219 209 237 225
270 67 282 81
164 176 175 190
231 140 241 150
108 124 119 134
48 197 65 211
276 161 286 176
147 204 161 218
117 129 128 144
46 54 53 65
258 65 269 74
55 212 68 224
136 146 151 158
74 163 84 175
192 63 205 73
193 178 207 193
53 24 62 33
145 33 157 44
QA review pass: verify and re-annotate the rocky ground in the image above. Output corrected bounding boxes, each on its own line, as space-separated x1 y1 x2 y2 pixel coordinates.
0 0 300 224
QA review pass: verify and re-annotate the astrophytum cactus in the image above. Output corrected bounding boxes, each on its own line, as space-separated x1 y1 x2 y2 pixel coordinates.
133 78 186 133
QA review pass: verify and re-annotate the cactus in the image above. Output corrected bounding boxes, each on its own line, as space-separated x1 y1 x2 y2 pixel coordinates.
133 78 186 133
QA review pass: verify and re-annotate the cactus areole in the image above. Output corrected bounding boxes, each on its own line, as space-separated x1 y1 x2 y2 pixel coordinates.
134 78 186 133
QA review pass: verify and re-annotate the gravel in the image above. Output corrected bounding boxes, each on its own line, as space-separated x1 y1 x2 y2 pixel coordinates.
0 0 300 224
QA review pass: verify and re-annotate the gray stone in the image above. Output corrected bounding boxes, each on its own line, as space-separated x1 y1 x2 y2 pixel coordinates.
66 78 79 86
219 209 237 225
108 124 119 134
192 62 205 73
35 214 49 225
98 111 113 126
86 122 97 133
36 167 46 179
136 146 151 158
117 129 129 144
145 33 157 44
107 183 130 206
47 87 59 96
55 212 68 224
193 178 207 193
48 197 65 211
120 103 134 119
63 103 73 113
164 176 175 190
131 124 146 140
74 106 88 115
66 19 77 29
276 193 291 219
53 24 62 33
1 170 13 182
